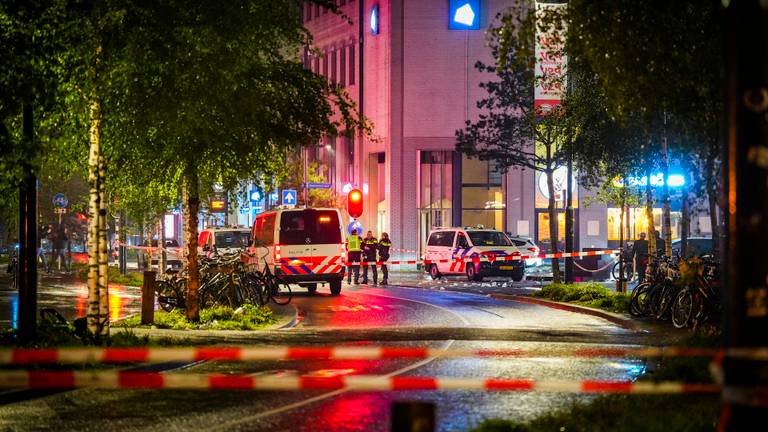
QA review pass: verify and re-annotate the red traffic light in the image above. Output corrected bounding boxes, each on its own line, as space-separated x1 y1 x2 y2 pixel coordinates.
347 189 363 218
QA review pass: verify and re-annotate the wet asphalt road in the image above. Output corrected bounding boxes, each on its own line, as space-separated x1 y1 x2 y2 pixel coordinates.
0 281 649 432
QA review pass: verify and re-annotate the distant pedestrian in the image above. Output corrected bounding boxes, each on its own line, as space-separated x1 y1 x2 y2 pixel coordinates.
361 230 378 285
631 232 649 283
346 229 362 284
378 232 391 285
38 224 50 273
53 224 70 272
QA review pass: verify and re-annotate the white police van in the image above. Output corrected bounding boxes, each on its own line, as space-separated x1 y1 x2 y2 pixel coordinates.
424 226 525 282
249 208 346 295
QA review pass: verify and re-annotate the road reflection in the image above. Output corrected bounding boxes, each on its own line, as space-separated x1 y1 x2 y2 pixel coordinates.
2 281 140 329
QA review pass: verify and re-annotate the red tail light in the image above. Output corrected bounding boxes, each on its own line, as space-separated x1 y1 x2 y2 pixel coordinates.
275 244 281 261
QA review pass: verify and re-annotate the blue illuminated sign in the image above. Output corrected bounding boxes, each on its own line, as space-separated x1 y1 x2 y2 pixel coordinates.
370 4 379 35
614 173 686 188
449 0 480 30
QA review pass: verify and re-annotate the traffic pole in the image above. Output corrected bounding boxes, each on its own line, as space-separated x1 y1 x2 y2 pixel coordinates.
721 0 768 428
565 146 574 283
17 104 37 342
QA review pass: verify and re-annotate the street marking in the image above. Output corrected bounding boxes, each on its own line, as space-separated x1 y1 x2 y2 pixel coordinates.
203 339 456 430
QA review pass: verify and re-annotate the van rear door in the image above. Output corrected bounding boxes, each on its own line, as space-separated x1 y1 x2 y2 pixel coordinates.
309 209 344 275
278 210 314 274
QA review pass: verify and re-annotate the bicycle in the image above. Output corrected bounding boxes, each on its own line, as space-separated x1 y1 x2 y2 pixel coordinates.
671 256 720 329
611 247 636 282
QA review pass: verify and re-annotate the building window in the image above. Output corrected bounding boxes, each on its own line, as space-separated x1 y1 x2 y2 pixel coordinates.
461 155 504 230
314 4 320 18
348 45 355 85
339 47 346 86
305 3 312 22
344 135 354 183
322 51 328 78
418 151 453 254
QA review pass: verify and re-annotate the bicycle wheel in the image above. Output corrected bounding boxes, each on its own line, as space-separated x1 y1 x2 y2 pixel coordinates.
671 288 693 329
270 279 292 306
243 273 268 306
629 283 651 317
156 280 180 312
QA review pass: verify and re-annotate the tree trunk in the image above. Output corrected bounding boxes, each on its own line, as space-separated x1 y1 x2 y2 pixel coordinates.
86 98 102 336
681 185 690 259
545 169 561 283
660 129 672 257
645 165 657 258
706 145 721 256
183 167 201 321
158 217 167 271
97 153 109 337
618 197 626 292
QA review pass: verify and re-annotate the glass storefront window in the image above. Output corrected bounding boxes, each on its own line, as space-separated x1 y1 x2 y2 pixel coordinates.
418 151 453 254
461 155 505 231
607 207 682 241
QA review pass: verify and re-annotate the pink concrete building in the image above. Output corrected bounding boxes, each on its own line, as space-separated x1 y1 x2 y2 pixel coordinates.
300 1 703 258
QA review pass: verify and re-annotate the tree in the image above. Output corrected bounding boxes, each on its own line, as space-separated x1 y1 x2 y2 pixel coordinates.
457 3 576 283
104 0 365 321
566 0 724 257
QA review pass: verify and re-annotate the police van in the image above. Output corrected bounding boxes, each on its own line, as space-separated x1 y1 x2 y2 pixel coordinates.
198 227 251 258
424 226 525 282
249 208 346 295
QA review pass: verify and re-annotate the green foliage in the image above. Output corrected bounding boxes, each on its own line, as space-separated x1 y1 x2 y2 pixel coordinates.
534 282 631 313
121 304 277 331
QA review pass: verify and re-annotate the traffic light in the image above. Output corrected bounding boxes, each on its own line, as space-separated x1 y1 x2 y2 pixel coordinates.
347 189 363 219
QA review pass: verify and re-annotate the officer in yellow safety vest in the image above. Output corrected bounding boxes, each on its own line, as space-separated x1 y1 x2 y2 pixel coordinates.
346 229 362 284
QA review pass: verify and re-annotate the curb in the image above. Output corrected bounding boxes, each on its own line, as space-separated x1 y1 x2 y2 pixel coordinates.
489 294 644 332
269 303 299 330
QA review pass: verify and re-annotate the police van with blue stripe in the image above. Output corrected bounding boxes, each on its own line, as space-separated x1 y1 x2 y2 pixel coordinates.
424 226 525 282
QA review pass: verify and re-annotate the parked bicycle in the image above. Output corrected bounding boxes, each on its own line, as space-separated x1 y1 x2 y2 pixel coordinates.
671 256 720 330
611 246 636 282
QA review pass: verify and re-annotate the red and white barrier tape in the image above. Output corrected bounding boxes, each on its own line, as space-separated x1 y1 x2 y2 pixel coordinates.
1 346 762 365
347 249 620 267
0 371 720 393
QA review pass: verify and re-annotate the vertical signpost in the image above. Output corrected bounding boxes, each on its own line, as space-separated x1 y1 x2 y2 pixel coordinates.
722 0 768 428
535 1 570 281
52 194 68 271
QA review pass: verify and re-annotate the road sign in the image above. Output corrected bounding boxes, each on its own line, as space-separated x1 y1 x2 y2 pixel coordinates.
52 193 68 208
305 182 332 189
54 207 67 215
282 189 297 206
249 190 262 203
347 220 363 236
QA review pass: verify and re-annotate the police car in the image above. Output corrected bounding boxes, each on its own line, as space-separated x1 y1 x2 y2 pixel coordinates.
249 208 346 295
424 226 525 282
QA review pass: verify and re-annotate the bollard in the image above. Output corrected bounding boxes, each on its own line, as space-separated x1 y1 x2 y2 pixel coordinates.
391 401 435 432
141 271 156 325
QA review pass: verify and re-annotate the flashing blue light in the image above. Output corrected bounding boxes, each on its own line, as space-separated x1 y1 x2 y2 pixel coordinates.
449 0 480 30
667 174 686 187
370 4 379 35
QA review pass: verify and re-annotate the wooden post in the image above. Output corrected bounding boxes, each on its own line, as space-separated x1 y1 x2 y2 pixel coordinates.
141 271 156 325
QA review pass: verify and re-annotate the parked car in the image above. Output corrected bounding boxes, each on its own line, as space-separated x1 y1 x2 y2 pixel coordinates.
424 226 525 282
505 234 542 267
149 239 183 269
198 227 251 257
672 237 714 258
248 208 345 295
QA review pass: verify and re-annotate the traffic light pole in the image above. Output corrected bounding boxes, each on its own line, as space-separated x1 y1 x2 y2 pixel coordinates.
564 146 574 283
721 1 768 428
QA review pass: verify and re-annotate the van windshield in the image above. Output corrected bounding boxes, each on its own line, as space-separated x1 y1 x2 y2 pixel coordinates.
467 231 512 247
279 210 341 245
214 231 250 249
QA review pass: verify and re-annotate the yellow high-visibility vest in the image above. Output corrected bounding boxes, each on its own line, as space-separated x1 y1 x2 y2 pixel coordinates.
347 235 362 252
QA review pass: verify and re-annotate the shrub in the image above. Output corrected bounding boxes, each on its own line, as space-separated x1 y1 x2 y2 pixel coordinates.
534 283 631 313
121 304 277 331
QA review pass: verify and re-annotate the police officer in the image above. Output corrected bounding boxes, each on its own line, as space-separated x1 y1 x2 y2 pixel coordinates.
361 230 379 285
378 232 391 285
346 229 362 284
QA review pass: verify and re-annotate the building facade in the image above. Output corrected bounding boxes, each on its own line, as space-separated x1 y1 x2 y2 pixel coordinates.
301 0 710 257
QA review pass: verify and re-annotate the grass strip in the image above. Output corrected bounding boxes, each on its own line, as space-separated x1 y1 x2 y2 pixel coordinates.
532 282 631 314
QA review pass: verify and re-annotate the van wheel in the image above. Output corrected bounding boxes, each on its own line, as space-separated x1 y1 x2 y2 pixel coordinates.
467 264 483 282
330 280 342 295
305 283 317 294
429 264 441 280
